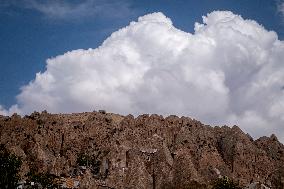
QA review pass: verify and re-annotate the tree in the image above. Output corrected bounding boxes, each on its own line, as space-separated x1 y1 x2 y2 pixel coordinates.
212 176 241 189
0 145 22 189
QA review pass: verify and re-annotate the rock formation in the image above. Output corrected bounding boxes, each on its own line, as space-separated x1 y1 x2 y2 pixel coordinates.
0 111 283 188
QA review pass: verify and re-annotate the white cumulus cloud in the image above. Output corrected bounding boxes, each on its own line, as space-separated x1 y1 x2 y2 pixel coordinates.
1 11 284 142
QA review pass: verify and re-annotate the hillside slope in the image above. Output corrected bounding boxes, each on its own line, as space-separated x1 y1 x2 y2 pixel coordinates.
0 111 283 188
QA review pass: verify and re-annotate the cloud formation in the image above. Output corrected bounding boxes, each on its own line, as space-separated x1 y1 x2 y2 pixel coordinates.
1 11 284 142
3 0 131 20
276 0 284 19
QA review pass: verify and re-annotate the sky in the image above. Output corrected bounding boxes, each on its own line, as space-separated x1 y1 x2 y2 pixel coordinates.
0 0 284 142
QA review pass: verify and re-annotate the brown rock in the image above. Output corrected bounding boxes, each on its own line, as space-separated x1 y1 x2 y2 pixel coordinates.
0 111 283 188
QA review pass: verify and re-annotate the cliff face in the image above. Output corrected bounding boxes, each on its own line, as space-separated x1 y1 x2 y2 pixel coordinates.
0 111 283 189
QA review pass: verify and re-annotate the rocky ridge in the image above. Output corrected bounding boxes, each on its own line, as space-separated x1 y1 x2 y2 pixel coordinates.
0 111 283 188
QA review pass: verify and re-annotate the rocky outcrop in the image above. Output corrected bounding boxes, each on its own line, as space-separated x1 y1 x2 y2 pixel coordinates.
0 111 283 188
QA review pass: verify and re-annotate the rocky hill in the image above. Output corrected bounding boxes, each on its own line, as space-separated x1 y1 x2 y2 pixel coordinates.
0 111 283 188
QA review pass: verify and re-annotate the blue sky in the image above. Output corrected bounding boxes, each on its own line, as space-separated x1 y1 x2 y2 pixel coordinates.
0 0 283 108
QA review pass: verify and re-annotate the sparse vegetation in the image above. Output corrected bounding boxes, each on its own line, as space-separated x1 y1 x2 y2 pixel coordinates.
212 176 241 189
77 153 101 175
26 171 58 189
0 144 22 189
77 153 92 167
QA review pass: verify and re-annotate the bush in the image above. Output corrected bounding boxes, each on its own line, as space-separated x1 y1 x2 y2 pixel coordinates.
77 153 101 175
0 145 22 189
27 171 58 189
77 153 92 167
212 176 241 189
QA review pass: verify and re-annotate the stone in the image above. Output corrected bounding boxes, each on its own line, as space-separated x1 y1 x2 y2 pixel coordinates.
0 111 283 188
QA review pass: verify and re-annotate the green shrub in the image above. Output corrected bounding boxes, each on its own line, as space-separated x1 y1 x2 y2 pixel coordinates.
0 145 22 189
212 176 241 189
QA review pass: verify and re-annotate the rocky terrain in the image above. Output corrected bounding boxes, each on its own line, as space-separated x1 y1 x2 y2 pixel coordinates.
0 111 284 188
